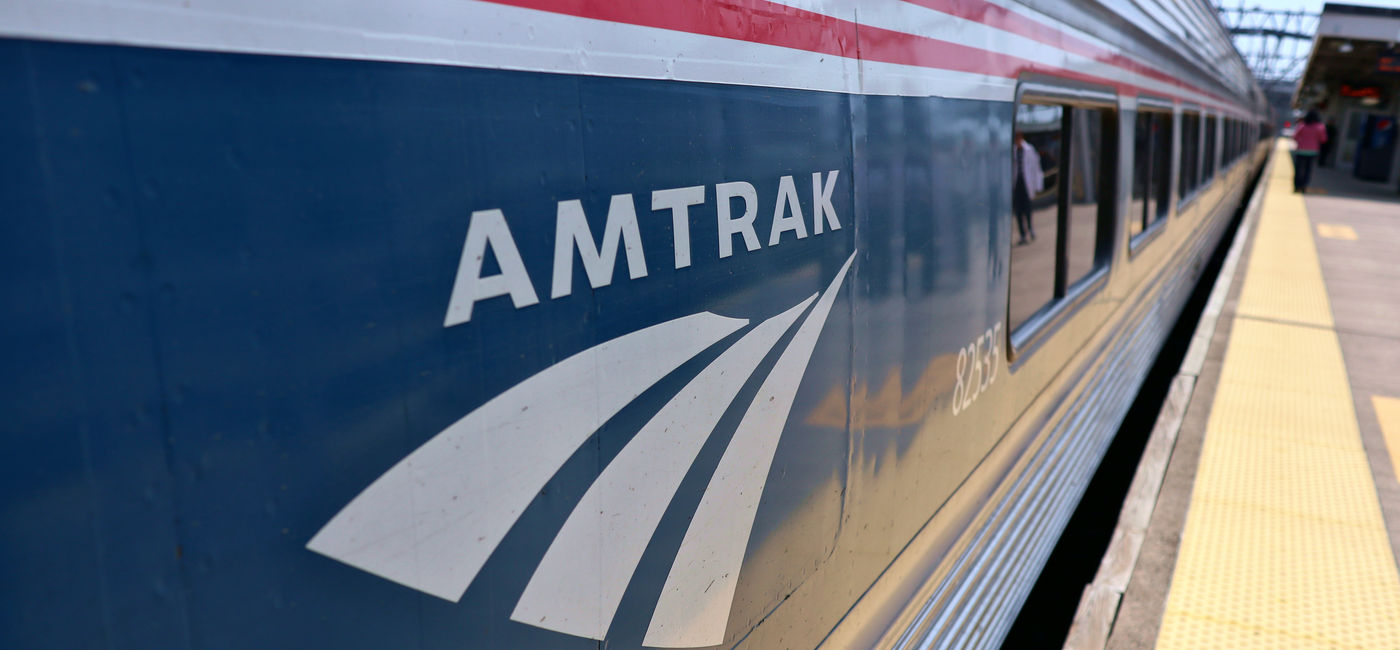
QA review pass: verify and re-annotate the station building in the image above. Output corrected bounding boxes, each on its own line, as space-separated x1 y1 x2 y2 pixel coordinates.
1294 2 1400 192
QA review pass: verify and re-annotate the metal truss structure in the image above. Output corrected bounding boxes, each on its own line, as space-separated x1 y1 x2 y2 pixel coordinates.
1216 3 1320 85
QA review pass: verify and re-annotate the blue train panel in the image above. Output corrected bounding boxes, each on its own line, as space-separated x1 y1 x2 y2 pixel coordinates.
0 38 1010 649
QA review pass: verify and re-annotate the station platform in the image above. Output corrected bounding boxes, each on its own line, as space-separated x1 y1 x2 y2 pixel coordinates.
1069 141 1400 650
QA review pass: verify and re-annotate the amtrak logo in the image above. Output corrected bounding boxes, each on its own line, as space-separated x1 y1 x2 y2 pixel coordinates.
308 253 855 647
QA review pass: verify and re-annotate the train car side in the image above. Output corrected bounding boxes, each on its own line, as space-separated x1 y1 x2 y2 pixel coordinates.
0 1 1267 648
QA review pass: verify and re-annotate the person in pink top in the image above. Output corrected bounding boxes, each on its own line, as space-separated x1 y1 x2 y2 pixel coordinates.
1292 110 1328 193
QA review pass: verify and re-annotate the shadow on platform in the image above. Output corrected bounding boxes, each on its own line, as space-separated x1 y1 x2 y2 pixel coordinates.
1307 164 1400 203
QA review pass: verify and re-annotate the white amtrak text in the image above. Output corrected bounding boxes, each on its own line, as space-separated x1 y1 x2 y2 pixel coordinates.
444 171 843 327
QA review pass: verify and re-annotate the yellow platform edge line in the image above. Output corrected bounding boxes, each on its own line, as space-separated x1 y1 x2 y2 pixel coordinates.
1156 143 1400 649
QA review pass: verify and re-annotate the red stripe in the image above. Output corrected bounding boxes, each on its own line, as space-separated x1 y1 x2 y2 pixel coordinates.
481 0 1251 117
485 0 858 58
857 25 1241 115
898 0 1235 107
857 23 1023 77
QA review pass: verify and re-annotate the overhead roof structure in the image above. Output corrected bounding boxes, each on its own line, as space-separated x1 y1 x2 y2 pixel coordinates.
1217 3 1320 86
1295 3 1400 109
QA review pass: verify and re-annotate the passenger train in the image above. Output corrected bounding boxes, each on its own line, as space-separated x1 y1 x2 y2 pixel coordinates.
0 0 1269 648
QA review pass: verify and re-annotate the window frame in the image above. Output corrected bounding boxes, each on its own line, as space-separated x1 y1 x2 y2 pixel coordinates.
1201 110 1218 182
1128 96 1175 255
1177 106 1203 209
1007 79 1120 363
1226 117 1237 166
1226 117 1238 167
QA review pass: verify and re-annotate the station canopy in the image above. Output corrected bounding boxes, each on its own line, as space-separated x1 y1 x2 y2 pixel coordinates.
1295 3 1400 110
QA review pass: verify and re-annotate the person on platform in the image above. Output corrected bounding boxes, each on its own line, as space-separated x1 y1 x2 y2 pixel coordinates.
1291 111 1327 193
1013 131 1044 245
1320 119 1337 167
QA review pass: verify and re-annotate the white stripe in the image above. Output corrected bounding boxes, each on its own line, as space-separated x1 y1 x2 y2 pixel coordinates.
306 311 745 602
644 252 855 648
510 294 816 640
858 59 1017 102
768 0 1250 112
0 0 1242 107
840 0 1240 111
0 0 866 94
977 0 1250 98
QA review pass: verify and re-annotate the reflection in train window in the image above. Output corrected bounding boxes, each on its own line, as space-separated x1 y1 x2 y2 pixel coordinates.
1202 113 1217 181
1234 119 1242 162
1009 102 1062 333
1234 120 1240 160
1008 95 1117 336
1226 119 1238 163
1225 119 1234 163
1064 107 1112 288
1130 109 1173 241
1179 112 1200 200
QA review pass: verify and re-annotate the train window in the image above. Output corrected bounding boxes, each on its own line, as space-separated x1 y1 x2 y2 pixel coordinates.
1220 119 1232 165
1224 119 1234 163
1179 112 1200 200
1226 120 1237 163
1202 114 1217 181
1129 113 1149 238
1129 108 1172 242
1008 83 1118 344
1152 115 1173 219
1009 102 1062 332
1064 107 1114 287
1228 119 1235 162
1232 119 1241 161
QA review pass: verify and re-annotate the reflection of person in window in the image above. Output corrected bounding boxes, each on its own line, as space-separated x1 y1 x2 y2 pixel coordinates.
1013 131 1044 245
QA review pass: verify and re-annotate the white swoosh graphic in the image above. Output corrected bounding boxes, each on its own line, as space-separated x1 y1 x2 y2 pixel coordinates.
645 253 855 648
511 293 818 639
306 312 747 602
